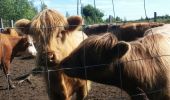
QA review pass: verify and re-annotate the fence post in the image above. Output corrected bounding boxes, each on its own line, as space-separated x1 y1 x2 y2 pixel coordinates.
109 15 113 23
154 12 157 22
10 20 14 28
0 18 4 29
77 0 79 15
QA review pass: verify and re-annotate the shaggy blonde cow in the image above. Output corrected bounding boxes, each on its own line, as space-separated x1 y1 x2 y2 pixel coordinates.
15 9 90 100
60 33 170 100
145 24 170 36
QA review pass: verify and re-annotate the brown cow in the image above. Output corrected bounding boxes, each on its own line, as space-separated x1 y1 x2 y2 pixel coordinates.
2 27 20 36
15 9 91 100
0 34 36 89
60 33 170 100
0 28 37 57
84 22 164 41
144 24 170 36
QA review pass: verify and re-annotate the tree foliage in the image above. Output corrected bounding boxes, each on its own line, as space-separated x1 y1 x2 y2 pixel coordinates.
82 4 104 25
105 15 123 23
40 3 47 11
134 14 170 23
0 0 38 21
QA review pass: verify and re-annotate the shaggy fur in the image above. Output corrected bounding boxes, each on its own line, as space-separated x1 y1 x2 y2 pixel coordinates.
145 24 170 36
84 22 164 41
61 33 170 100
14 19 30 35
15 9 90 100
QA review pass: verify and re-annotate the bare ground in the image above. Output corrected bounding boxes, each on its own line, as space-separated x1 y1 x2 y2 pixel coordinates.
0 57 130 100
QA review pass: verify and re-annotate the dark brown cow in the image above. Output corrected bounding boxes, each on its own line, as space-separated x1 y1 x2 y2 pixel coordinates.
60 33 170 100
84 22 164 41
0 34 35 89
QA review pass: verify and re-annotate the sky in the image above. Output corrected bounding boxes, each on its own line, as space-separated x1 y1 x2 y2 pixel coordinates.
33 0 170 20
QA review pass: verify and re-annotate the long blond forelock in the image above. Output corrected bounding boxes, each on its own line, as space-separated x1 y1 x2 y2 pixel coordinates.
29 9 68 47
28 9 70 65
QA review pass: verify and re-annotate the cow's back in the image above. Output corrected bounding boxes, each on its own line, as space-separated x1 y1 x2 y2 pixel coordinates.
0 34 13 62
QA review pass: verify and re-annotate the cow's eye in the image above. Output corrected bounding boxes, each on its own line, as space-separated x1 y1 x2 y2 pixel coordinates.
56 33 62 38
28 43 33 46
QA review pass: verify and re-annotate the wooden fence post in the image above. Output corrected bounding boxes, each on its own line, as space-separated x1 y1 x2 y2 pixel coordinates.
0 18 4 29
10 20 14 28
154 12 157 22
109 15 113 23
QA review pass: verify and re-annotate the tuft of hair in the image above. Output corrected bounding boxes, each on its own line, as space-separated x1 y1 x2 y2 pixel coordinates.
14 19 31 35
29 9 68 45
79 33 118 51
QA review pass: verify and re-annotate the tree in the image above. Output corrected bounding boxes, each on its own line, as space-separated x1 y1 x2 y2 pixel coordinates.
82 4 104 24
115 16 122 21
105 15 122 23
0 0 38 21
165 14 169 19
66 11 70 18
140 17 144 21
40 3 47 11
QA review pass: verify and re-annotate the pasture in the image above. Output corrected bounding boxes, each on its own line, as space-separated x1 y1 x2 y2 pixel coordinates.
0 56 130 100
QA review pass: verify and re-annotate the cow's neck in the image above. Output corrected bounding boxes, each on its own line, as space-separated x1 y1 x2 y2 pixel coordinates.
61 31 87 59
10 36 24 57
50 31 87 63
120 41 168 91
8 36 22 48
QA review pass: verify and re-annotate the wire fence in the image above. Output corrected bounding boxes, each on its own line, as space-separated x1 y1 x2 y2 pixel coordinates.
0 0 170 100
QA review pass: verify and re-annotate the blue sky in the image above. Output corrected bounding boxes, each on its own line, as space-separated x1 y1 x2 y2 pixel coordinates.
34 0 170 20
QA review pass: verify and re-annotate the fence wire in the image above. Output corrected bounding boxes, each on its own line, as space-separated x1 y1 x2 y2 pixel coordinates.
0 0 169 100
1 24 170 99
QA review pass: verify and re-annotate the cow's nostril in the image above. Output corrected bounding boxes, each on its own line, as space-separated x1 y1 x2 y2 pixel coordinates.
48 53 54 62
40 51 57 66
47 51 56 63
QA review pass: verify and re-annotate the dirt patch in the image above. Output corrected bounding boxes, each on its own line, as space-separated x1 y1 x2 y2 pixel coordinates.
0 57 130 100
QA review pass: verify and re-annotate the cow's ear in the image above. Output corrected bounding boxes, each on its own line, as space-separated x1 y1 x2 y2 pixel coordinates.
111 41 130 58
3 27 11 33
66 16 83 32
14 19 31 35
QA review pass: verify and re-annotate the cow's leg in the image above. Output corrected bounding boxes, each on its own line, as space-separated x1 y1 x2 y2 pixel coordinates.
131 87 149 100
16 73 33 84
2 62 15 89
47 71 71 100
0 64 2 70
6 63 15 89
76 81 91 100
15 67 43 84
136 87 149 100
76 86 87 100
7 74 15 89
